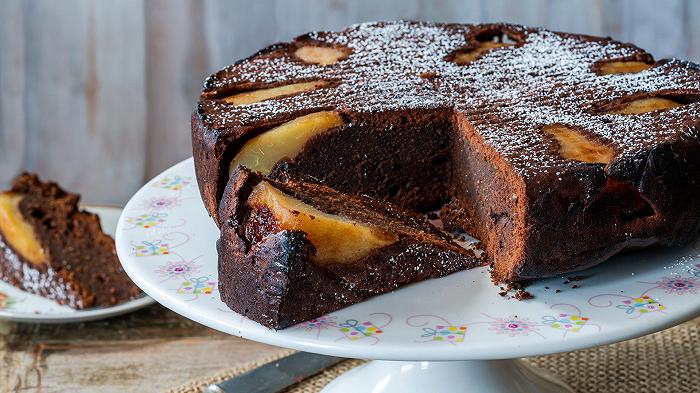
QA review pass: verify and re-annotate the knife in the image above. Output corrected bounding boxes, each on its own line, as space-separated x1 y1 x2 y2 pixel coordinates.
204 352 345 393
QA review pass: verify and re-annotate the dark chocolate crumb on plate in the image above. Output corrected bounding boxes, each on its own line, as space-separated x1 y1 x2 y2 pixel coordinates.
514 289 533 300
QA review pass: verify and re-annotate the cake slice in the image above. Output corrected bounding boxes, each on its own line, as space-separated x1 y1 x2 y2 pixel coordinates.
218 167 484 329
0 173 141 308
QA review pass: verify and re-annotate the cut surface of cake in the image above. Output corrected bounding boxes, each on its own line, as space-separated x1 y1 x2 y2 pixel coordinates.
193 21 700 326
0 173 141 308
218 167 483 329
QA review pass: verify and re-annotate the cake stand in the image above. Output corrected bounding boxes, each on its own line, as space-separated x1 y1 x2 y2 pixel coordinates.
115 158 700 392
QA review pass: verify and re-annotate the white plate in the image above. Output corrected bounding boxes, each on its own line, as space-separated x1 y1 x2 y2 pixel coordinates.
117 158 700 361
0 206 154 323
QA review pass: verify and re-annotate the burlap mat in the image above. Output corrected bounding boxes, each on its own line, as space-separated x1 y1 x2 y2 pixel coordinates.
168 321 700 393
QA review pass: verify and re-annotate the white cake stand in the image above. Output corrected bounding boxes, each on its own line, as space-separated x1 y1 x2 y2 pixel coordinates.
115 158 700 392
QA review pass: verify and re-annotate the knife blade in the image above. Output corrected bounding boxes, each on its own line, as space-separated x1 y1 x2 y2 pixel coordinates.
204 352 345 393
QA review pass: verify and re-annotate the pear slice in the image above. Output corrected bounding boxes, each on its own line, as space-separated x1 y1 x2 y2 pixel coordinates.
230 111 344 176
454 41 513 64
544 124 614 164
0 193 46 266
294 46 348 65
607 97 682 115
223 80 330 106
598 61 653 75
248 181 397 266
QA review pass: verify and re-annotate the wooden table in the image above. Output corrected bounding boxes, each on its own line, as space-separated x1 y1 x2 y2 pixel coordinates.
4 305 699 393
1 304 286 392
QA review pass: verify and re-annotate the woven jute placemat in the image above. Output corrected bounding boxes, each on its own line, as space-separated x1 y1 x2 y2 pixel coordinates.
169 320 700 393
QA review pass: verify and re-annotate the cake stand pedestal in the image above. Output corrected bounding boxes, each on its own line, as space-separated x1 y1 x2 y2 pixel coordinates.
322 359 571 393
116 158 700 393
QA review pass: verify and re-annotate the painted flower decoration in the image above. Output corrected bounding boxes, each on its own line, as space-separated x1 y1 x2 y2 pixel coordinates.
422 325 467 343
293 316 338 338
338 319 383 340
141 196 182 211
657 276 697 294
488 316 539 337
542 313 589 332
134 240 170 257
177 276 217 296
617 296 666 315
153 175 191 191
155 260 201 279
301 316 337 329
127 212 168 229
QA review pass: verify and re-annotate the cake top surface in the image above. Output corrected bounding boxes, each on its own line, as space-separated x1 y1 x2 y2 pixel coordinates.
197 21 700 180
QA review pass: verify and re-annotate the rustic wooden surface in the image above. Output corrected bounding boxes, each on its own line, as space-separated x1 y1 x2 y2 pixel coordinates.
0 304 286 393
2 307 698 392
1 0 699 205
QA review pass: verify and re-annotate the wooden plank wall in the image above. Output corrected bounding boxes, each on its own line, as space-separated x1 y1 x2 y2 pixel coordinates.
0 0 696 205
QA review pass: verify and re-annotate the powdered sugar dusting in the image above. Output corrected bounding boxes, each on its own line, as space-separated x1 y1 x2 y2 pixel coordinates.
198 21 700 180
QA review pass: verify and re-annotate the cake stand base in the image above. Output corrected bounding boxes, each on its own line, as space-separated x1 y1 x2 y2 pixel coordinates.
320 359 573 393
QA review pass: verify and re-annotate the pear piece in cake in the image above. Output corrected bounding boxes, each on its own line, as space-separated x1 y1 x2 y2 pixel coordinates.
229 111 344 176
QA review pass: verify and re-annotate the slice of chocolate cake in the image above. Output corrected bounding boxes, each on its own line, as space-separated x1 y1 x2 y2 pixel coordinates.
194 21 700 291
0 173 141 309
218 167 483 329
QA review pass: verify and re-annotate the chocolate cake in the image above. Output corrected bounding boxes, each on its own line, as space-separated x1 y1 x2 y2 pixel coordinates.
219 167 482 328
193 21 700 325
0 173 141 308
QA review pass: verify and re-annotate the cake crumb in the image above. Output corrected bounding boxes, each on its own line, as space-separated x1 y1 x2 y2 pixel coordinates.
514 289 533 300
506 282 524 291
419 71 438 79
494 281 534 300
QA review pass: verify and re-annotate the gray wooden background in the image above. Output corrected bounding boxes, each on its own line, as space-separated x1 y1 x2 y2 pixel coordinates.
1 0 699 205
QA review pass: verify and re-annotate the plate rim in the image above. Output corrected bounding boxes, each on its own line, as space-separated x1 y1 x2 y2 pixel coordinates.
0 295 154 323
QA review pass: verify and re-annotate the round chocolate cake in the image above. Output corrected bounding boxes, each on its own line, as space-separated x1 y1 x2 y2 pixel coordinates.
192 21 700 328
